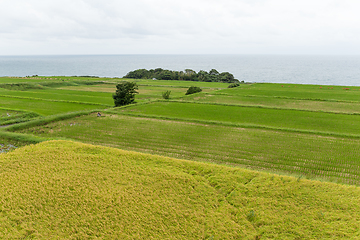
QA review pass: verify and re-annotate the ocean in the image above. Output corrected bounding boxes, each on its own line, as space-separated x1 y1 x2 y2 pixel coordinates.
0 54 359 86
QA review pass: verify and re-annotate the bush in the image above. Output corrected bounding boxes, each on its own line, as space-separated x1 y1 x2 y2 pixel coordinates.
162 90 171 99
113 82 138 107
228 83 240 88
185 86 202 95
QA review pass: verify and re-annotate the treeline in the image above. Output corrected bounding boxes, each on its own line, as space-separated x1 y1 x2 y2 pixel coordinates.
123 68 240 83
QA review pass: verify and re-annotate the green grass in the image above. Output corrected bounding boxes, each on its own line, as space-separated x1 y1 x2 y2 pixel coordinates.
219 83 360 102
18 113 360 185
1 140 359 239
183 93 360 114
58 83 218 103
117 101 360 137
0 109 23 119
0 109 41 126
0 95 109 116
0 88 113 106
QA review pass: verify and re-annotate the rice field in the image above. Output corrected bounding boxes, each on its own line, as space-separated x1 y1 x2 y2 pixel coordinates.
2 76 360 186
17 113 360 185
183 93 360 114
1 140 359 239
2 76 360 238
219 83 360 102
117 101 360 137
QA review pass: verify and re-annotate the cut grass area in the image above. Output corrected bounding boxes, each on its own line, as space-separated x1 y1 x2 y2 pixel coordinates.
183 93 360 114
219 83 360 102
0 96 108 116
1 140 359 239
118 101 360 137
18 113 360 185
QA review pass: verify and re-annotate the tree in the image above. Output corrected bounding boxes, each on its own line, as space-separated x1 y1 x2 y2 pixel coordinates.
209 69 219 76
113 82 138 107
219 72 236 83
185 86 202 95
198 70 209 82
124 69 149 79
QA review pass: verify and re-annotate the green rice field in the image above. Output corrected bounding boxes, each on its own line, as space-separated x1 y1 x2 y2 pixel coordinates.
118 101 360 137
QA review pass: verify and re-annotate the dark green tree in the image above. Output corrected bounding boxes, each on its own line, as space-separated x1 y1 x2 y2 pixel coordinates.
219 72 236 83
113 82 139 107
198 70 209 82
209 69 219 76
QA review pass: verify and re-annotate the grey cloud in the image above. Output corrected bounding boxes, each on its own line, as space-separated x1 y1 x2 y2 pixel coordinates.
1 0 360 55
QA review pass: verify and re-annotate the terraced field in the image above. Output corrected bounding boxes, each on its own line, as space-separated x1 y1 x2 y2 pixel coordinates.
1 76 359 185
2 76 360 238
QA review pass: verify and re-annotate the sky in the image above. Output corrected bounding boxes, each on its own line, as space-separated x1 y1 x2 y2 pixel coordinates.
0 0 360 55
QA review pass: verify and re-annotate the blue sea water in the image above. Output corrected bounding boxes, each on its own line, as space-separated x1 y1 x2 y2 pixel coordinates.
0 54 359 86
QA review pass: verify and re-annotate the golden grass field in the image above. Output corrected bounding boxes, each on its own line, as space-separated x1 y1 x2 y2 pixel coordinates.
0 140 359 239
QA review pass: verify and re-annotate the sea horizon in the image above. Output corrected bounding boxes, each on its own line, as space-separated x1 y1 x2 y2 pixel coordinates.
1 54 360 86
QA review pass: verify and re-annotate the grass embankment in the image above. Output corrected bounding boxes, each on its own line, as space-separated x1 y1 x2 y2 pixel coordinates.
1 140 359 239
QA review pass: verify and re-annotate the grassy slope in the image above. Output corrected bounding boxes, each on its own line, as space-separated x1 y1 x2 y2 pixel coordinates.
0 140 359 239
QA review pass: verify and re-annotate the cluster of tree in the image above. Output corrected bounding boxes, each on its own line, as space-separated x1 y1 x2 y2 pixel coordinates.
124 68 239 83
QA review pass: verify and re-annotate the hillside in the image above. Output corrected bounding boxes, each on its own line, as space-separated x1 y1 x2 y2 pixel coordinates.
0 140 359 239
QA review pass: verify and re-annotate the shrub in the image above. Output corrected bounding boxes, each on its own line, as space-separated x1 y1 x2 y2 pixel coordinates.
185 86 202 95
162 90 171 99
228 83 240 88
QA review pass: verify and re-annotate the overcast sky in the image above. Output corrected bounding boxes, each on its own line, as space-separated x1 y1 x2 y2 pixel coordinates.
1 0 360 55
